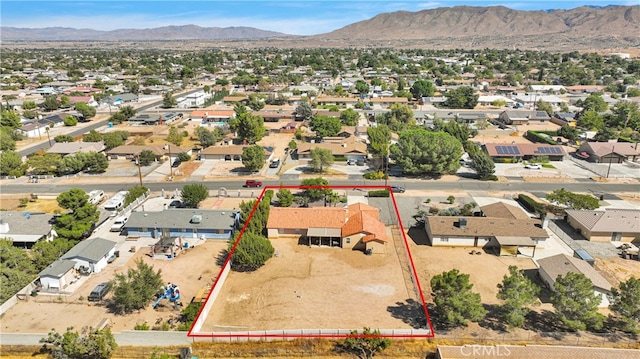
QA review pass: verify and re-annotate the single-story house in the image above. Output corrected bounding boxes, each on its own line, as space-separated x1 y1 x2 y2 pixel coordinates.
221 96 248 105
528 85 566 93
252 110 295 122
551 113 577 127
577 142 640 163
565 85 604 94
477 95 515 106
315 96 360 107
565 208 640 243
483 143 566 161
480 202 531 220
106 144 190 162
199 145 272 161
177 91 210 108
297 139 368 161
368 97 409 108
424 216 549 256
17 113 73 137
190 109 235 126
537 254 612 307
61 237 116 274
436 345 639 359
498 110 550 125
514 94 566 107
0 212 56 247
267 203 388 254
38 259 77 291
105 93 139 106
123 209 239 239
129 112 182 125
63 86 101 95
46 141 106 156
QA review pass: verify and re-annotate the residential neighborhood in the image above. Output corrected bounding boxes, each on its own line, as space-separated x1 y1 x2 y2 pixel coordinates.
1 20 640 359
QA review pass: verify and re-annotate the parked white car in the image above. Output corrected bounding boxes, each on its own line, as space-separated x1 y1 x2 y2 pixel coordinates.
525 163 542 170
110 216 128 232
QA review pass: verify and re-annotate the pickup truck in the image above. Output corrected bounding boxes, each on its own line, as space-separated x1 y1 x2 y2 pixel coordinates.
243 180 263 188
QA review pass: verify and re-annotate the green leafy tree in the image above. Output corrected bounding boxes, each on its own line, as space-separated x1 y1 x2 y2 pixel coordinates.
340 108 359 126
276 188 294 207
57 155 84 175
80 152 108 173
27 153 61 175
410 79 436 99
301 177 331 201
310 115 342 137
578 93 608 112
390 129 463 176
162 91 177 108
609 277 640 333
54 134 74 143
232 103 266 144
0 129 16 151
340 327 392 359
247 94 264 111
536 100 554 116
545 188 599 210
288 139 297 150
180 184 209 208
295 102 313 121
0 239 37 304
309 147 334 172
74 102 96 119
430 269 487 328
558 126 579 141
497 266 540 328
111 259 163 314
0 150 24 176
55 188 99 240
375 103 415 132
433 119 474 144
83 130 103 142
228 231 274 272
194 127 217 148
551 272 604 331
32 238 76 272
63 115 78 126
611 101 640 130
470 151 495 179
138 150 156 166
166 126 183 146
22 100 37 110
367 125 391 169
119 105 137 119
443 86 478 109
242 145 266 171
1 109 21 128
41 96 60 111
124 185 148 207
355 80 370 94
177 152 190 162
40 326 117 359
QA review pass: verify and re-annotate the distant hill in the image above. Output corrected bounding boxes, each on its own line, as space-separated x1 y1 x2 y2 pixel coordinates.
2 5 639 50
311 5 640 50
0 25 290 41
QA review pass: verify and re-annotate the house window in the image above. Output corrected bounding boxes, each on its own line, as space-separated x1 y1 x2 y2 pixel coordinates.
217 229 225 234
346 238 350 244
140 228 147 232
440 237 449 242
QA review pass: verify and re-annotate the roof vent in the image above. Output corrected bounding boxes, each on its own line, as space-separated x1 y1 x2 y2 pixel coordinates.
191 215 202 224
0 219 8 233
459 218 467 229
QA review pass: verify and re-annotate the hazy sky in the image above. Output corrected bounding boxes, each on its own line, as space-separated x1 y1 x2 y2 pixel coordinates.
2 1 636 35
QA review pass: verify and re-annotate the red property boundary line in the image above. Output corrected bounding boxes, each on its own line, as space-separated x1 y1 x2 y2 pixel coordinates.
188 185 435 339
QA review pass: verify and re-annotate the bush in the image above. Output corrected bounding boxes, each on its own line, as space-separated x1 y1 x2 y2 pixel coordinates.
525 131 557 145
134 322 150 330
479 174 499 181
368 189 390 197
363 171 387 180
518 194 547 217
177 152 191 162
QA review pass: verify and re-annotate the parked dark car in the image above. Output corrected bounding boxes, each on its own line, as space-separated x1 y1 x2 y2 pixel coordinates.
244 180 263 188
88 282 111 302
390 186 405 193
169 200 182 208
172 160 181 168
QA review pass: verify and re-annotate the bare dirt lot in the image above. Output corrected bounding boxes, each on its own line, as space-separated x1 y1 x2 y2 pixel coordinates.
201 233 421 332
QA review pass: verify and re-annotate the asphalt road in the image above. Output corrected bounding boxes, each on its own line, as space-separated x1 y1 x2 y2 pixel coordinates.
2 179 638 195
17 88 203 157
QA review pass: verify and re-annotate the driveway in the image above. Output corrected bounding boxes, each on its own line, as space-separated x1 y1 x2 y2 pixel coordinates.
190 160 218 180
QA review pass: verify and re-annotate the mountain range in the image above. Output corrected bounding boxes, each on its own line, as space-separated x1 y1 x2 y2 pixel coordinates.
2 6 639 50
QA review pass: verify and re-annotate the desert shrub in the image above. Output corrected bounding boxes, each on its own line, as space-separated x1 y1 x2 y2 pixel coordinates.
368 189 390 197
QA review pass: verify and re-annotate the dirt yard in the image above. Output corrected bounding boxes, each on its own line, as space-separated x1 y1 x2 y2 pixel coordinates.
201 234 421 332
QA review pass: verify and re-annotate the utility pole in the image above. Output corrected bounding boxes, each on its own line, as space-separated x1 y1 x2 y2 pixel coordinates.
45 127 52 147
606 145 615 178
136 154 143 187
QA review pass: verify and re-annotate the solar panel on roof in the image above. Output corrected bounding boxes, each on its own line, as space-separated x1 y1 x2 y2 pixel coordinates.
539 147 548 153
496 146 504 154
510 146 520 154
551 147 562 154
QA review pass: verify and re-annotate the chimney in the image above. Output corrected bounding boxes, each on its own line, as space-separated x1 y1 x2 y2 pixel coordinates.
0 219 8 233
458 218 467 229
